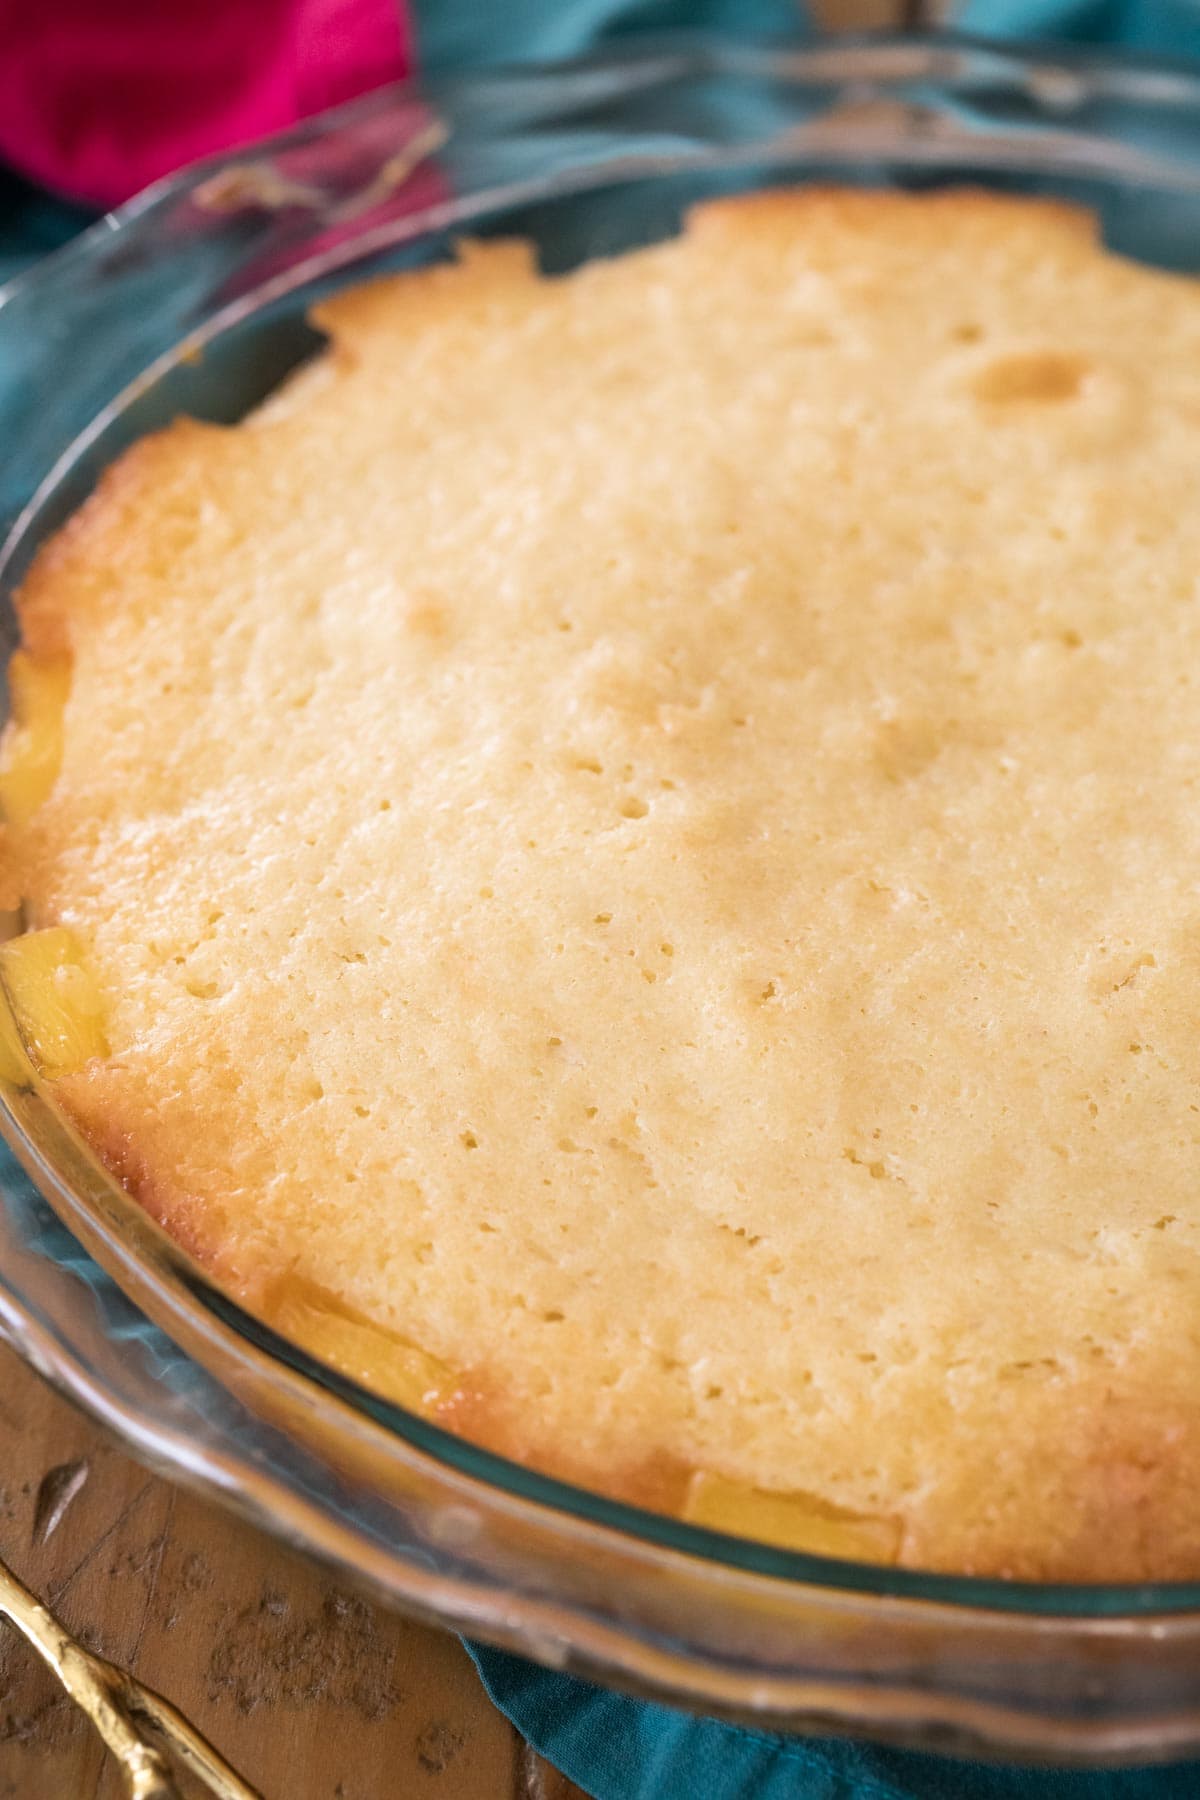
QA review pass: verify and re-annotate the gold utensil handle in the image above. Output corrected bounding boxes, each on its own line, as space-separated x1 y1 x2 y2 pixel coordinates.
0 1549 261 1800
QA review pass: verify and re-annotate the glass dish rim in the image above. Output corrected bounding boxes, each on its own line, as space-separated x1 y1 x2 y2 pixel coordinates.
1 29 1199 1710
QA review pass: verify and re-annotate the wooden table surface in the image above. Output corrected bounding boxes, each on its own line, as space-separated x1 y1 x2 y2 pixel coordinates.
0 1338 588 1800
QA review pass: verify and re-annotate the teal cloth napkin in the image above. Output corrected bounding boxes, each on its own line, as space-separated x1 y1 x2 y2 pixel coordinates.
0 167 90 287
955 0 1200 58
468 1645 1200 1799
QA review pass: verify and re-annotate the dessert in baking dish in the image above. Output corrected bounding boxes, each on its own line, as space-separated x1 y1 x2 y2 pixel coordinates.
3 188 1200 1580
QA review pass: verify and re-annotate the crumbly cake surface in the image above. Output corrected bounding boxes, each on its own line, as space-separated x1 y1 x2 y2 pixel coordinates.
6 188 1200 1579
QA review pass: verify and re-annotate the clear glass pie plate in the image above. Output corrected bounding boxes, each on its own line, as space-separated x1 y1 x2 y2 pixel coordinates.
3 32 1200 1766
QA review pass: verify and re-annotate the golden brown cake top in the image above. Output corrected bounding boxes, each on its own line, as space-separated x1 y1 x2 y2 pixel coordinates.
6 188 1200 1579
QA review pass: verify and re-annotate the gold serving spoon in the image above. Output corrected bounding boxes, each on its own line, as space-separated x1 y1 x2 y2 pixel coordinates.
0 1550 261 1800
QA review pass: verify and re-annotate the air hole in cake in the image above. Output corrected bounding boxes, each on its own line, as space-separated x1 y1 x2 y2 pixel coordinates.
972 349 1090 405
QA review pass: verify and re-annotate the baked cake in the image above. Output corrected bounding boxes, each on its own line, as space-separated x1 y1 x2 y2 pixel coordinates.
3 188 1200 1580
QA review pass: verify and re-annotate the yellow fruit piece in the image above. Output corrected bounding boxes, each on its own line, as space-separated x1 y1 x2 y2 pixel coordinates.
0 981 33 1089
682 1469 902 1564
0 926 110 1077
271 1280 455 1416
0 652 71 827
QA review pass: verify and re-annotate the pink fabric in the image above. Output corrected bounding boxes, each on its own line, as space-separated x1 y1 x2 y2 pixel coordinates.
0 0 410 207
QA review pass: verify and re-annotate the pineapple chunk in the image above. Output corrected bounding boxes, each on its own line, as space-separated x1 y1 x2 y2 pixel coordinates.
0 926 109 1077
0 983 33 1088
271 1280 455 1416
0 652 71 826
683 1469 901 1564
